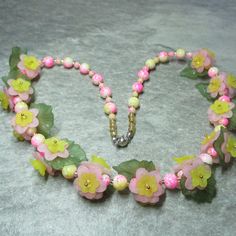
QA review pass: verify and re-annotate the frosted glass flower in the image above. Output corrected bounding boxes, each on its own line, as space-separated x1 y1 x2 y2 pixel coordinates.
37 137 69 161
0 90 9 110
191 49 214 73
200 130 220 164
207 75 226 98
17 55 41 79
208 100 234 125
221 134 236 163
129 168 164 204
74 162 108 200
182 158 211 190
31 152 55 176
7 78 33 101
11 108 39 134
224 73 236 98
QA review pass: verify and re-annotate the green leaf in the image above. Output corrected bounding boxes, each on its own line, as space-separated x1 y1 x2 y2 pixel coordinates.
0 91 9 110
173 155 195 164
195 82 215 102
113 159 156 181
9 47 27 69
213 126 226 166
45 139 87 170
91 155 111 169
180 174 216 203
180 66 208 79
30 103 54 138
1 76 9 86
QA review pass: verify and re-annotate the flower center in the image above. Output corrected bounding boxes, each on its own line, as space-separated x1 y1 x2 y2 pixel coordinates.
23 55 40 70
15 110 34 127
136 175 158 197
44 137 68 154
11 78 31 93
192 54 205 68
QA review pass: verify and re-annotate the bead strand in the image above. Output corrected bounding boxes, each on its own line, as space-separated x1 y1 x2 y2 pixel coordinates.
41 49 192 147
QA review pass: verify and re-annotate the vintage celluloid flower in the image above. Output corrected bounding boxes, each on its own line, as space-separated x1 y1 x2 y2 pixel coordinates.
0 89 9 110
37 137 69 161
31 152 55 176
222 134 236 163
191 49 214 73
11 108 39 134
200 130 220 153
129 168 164 204
7 78 33 101
182 158 211 190
224 73 236 98
207 75 226 98
208 100 235 125
17 55 41 79
74 162 108 200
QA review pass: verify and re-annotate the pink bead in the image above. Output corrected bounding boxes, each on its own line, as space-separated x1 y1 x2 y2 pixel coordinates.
207 147 218 157
102 174 111 186
132 82 143 94
99 83 104 89
128 107 136 113
208 67 219 78
163 173 178 189
74 62 80 69
219 95 231 102
80 63 90 75
105 102 117 114
13 96 22 105
43 56 54 68
168 51 175 57
100 87 112 98
105 97 112 103
31 133 45 147
159 51 168 57
92 74 104 85
138 69 149 81
219 118 229 126
186 52 193 59
63 57 74 69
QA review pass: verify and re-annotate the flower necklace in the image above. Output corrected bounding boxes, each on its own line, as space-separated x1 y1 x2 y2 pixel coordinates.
1 47 236 205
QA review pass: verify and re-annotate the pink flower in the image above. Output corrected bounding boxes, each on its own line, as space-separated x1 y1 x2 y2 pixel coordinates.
37 137 69 161
207 74 226 98
74 162 108 200
182 158 211 190
191 49 215 73
11 108 39 134
17 55 41 79
207 99 235 126
129 168 165 204
7 79 33 101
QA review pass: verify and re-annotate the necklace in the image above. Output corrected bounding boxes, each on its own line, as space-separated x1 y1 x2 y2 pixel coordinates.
1 47 236 205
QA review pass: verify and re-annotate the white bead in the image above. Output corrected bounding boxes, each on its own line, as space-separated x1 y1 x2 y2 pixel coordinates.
14 102 28 113
199 153 213 165
176 48 186 59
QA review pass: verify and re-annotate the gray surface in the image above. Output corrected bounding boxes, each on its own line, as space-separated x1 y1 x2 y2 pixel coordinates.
0 0 236 235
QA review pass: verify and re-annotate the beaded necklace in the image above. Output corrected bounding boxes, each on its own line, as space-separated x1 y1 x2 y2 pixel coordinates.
1 47 236 205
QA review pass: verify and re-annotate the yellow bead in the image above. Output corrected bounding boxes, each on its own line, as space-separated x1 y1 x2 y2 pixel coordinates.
62 165 77 179
113 175 128 191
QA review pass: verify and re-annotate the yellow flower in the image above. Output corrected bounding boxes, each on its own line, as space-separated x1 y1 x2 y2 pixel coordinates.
23 55 41 70
136 175 158 197
44 137 68 154
210 100 230 114
30 159 47 176
190 165 211 189
77 173 100 193
11 78 31 93
15 110 34 127
201 131 216 145
208 77 221 93
191 54 205 69
226 74 236 88
0 91 9 110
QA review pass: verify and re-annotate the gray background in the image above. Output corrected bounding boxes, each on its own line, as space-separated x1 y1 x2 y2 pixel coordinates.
0 0 236 235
